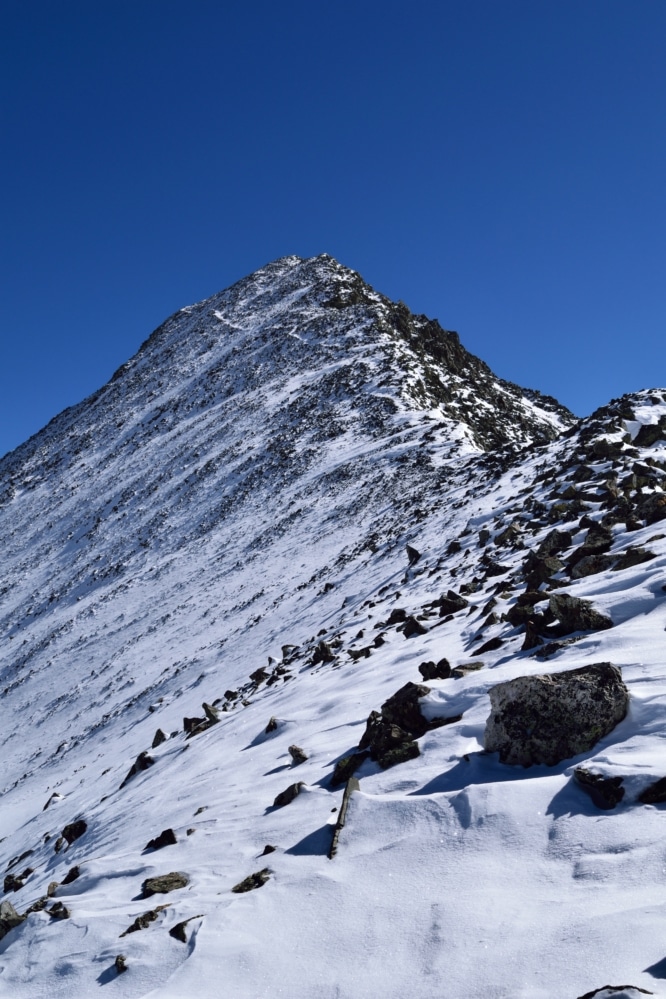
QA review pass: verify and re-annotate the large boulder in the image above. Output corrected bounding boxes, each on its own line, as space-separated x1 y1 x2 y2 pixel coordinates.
484 663 629 766
549 592 613 633
0 900 24 941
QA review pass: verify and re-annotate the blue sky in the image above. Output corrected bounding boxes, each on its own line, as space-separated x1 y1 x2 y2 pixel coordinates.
1 1 664 457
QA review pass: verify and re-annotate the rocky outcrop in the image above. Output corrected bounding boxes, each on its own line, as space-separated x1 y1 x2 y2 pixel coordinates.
357 682 461 770
484 663 629 766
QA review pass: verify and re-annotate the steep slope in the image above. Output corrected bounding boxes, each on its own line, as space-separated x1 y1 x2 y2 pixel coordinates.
1 257 665 999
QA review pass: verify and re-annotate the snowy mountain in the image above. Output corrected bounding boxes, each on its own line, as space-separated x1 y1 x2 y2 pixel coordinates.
1 254 665 999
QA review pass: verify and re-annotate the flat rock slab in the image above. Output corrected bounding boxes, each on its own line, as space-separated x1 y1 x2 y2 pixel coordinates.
484 663 628 766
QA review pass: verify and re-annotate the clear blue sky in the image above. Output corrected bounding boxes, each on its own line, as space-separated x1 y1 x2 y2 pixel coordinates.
1 1 665 457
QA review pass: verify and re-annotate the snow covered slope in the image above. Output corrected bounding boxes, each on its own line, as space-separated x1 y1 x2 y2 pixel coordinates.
1 255 665 999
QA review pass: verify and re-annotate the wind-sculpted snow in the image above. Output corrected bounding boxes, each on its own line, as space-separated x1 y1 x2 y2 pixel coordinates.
0 256 665 997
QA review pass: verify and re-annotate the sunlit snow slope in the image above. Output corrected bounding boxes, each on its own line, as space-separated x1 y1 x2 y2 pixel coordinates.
1 255 665 999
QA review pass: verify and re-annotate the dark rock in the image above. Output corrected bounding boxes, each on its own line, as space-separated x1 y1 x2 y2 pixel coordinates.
570 554 614 579
357 682 460 769
348 646 372 661
523 554 564 589
521 619 543 651
61 865 80 885
446 539 462 555
484 662 628 766
48 902 70 920
406 544 421 565
273 782 305 808
145 829 177 851
476 636 503 654
377 741 420 769
380 682 434 737
612 547 657 571
549 592 613 633
402 615 428 638
638 776 666 805
4 873 26 893
331 752 369 786
507 603 534 627
634 417 666 447
482 560 511 578
231 869 270 893
478 529 491 546
418 658 451 680
115 955 128 975
169 916 202 943
536 529 573 557
576 987 653 998
265 716 279 733
61 819 87 845
636 493 666 525
260 844 277 856
312 640 334 664
436 590 468 615
151 728 167 749
120 904 168 935
140 872 189 898
120 752 155 788
386 607 407 625
574 768 625 809
288 745 308 765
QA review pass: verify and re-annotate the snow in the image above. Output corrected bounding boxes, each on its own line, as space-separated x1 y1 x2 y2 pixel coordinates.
0 256 665 997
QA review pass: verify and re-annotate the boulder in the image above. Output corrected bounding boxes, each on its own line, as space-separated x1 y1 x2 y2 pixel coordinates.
151 728 167 749
145 828 177 851
612 547 657 571
61 819 87 845
549 592 613 633
484 663 629 766
574 768 625 809
436 590 468 615
140 872 189 897
402 615 428 638
120 752 155 788
357 682 461 770
536 529 572 557
406 544 421 565
273 782 305 808
638 776 666 805
636 493 666 525
288 745 308 765
0 900 24 940
231 869 270 893
418 658 451 680
570 554 614 579
331 751 369 786
380 682 435 737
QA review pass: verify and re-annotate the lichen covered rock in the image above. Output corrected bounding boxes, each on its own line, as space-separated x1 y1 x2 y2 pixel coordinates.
484 663 628 766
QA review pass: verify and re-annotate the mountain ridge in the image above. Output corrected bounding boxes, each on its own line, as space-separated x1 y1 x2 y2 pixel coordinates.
0 256 665 998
